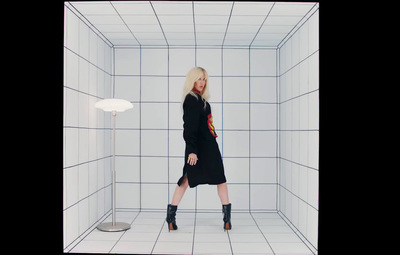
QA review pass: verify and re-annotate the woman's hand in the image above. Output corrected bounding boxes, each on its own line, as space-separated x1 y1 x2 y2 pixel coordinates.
187 153 198 166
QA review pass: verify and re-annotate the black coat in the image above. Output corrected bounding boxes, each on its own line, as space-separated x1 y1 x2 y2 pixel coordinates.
177 92 227 188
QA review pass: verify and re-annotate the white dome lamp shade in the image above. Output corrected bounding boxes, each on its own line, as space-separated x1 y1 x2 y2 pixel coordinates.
95 99 134 232
95 98 133 113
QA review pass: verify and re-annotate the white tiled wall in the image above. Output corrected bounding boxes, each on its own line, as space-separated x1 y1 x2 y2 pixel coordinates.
63 5 113 250
278 8 319 250
113 46 278 212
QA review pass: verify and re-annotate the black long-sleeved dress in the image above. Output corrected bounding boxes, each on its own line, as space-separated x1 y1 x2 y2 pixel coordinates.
177 91 227 188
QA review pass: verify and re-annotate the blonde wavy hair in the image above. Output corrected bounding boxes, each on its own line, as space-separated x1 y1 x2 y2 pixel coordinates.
182 67 210 109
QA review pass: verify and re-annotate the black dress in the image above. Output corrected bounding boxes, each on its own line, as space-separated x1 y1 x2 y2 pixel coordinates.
177 92 227 188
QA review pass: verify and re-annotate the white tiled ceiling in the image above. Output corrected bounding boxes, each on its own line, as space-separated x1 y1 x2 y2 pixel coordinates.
67 1 318 47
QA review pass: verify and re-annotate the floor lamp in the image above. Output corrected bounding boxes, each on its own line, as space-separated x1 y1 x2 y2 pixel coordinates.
95 99 133 232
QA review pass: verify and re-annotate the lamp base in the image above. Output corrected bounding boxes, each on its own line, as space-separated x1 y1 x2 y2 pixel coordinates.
96 222 131 232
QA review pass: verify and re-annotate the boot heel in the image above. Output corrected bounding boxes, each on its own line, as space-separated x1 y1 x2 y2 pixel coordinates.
225 222 231 230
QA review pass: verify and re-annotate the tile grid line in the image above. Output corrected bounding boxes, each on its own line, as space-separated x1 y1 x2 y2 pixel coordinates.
109 211 142 253
248 47 251 212
64 209 112 252
277 211 317 254
150 219 167 254
249 212 276 255
249 2 275 47
109 1 141 46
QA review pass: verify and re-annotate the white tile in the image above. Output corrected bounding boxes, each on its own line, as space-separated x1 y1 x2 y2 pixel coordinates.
65 128 79 167
250 77 276 103
250 49 276 76
251 104 276 130
115 157 140 183
223 49 249 76
195 2 233 16
250 131 276 157
78 163 89 201
141 184 169 210
128 223 163 233
141 157 168 183
78 94 89 128
197 48 222 76
308 51 319 92
193 241 231 254
196 185 222 210
169 103 183 129
141 130 168 156
65 50 79 90
141 103 168 129
270 242 313 254
250 158 276 184
70 240 116 253
308 10 319 54
195 232 229 243
307 131 319 169
169 77 186 102
223 131 249 157
78 58 89 94
232 2 273 15
114 48 140 75
65 166 79 208
89 30 98 65
308 91 319 130
264 232 303 243
307 169 318 209
223 104 249 130
141 76 169 102
64 88 79 127
115 130 140 155
228 233 266 243
207 77 223 102
298 20 309 62
223 77 249 102
223 157 250 184
250 185 276 210
111 241 155 254
84 229 125 241
169 48 196 75
141 48 168 75
254 218 286 226
116 106 140 129
291 32 300 66
231 242 273 254
114 76 141 102
153 241 193 254
260 224 294 234
113 2 155 15
227 184 250 211
65 8 79 52
306 207 318 249
157 232 194 242
116 183 140 209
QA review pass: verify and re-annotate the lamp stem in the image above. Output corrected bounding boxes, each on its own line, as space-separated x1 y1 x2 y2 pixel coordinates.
112 110 117 226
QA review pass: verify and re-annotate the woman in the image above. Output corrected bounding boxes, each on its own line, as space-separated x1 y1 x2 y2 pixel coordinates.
166 67 232 231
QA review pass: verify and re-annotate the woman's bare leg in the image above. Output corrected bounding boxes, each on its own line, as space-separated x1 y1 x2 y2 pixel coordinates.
217 182 229 205
171 176 189 206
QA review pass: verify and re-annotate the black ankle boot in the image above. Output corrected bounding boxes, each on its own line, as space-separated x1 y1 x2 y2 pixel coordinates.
166 204 178 231
222 203 232 230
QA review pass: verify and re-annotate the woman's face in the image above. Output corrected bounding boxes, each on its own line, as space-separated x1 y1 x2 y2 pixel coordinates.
194 73 206 92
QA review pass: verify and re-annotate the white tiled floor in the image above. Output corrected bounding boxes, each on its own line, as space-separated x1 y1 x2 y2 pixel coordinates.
67 211 316 254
